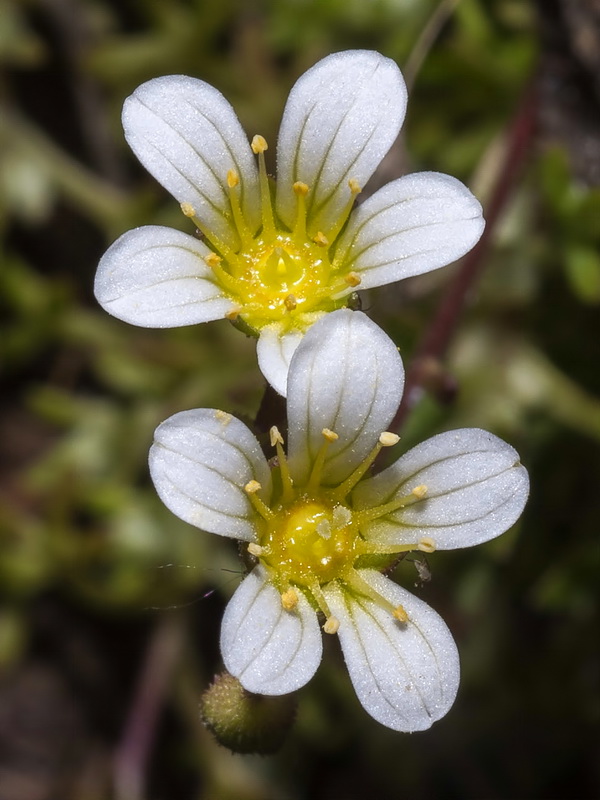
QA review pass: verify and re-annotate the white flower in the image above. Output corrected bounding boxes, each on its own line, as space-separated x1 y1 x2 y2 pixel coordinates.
149 309 529 732
95 50 485 395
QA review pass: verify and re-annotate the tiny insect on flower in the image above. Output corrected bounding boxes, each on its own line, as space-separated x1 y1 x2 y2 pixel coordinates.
149 310 529 732
94 50 485 395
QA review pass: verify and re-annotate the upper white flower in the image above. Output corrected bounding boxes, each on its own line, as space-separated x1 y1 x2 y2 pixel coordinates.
95 50 485 395
149 309 529 732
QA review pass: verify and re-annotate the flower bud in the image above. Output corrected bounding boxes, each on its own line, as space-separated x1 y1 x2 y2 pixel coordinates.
199 671 296 754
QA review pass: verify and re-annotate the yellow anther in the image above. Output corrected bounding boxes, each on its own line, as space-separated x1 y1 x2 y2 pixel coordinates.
281 587 299 611
418 537 436 553
180 201 197 218
214 409 232 426
244 481 274 521
224 307 241 321
348 178 362 195
251 135 268 154
269 426 284 447
345 271 362 287
323 617 340 635
248 542 263 557
293 181 309 196
284 294 297 311
204 252 223 268
393 605 409 623
379 431 400 447
227 169 239 188
412 485 428 499
322 428 339 442
312 231 329 247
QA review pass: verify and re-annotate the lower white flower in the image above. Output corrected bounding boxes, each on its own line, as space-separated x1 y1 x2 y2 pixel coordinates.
149 310 529 731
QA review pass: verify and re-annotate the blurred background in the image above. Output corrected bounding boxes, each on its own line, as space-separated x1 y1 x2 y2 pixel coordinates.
1 0 599 798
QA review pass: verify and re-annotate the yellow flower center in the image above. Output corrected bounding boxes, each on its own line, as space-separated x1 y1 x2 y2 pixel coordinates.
263 500 358 587
181 135 362 335
241 423 434 633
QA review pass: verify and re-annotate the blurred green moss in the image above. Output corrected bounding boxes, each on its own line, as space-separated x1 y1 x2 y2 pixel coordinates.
1 1 598 798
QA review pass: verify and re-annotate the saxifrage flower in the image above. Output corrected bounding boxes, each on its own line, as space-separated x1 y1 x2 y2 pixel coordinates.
95 50 485 394
149 310 529 731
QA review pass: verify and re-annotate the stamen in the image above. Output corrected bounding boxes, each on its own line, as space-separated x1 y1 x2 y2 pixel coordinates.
418 537 436 553
269 426 294 501
251 135 268 155
180 202 239 261
227 169 253 246
181 202 197 218
244 480 274 520
393 605 409 623
307 578 334 622
269 426 284 447
214 409 232 426
248 542 264 557
293 181 309 241
312 231 329 247
284 294 297 311
281 587 299 611
345 272 362 288
325 178 362 244
330 431 398 502
224 307 241 321
354 484 428 527
252 135 276 235
323 617 340 634
308 429 338 492
204 253 246 294
354 539 416 557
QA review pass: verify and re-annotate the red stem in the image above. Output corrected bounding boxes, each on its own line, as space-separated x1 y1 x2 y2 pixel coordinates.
392 78 539 430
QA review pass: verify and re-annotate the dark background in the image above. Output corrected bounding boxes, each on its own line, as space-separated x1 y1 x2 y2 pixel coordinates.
1 1 599 798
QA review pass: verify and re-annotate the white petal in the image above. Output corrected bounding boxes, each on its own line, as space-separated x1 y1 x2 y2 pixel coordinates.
334 172 485 290
287 309 404 486
149 409 271 541
324 570 459 732
122 75 259 249
276 51 407 236
256 324 305 396
221 565 322 695
354 429 529 549
94 226 235 327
